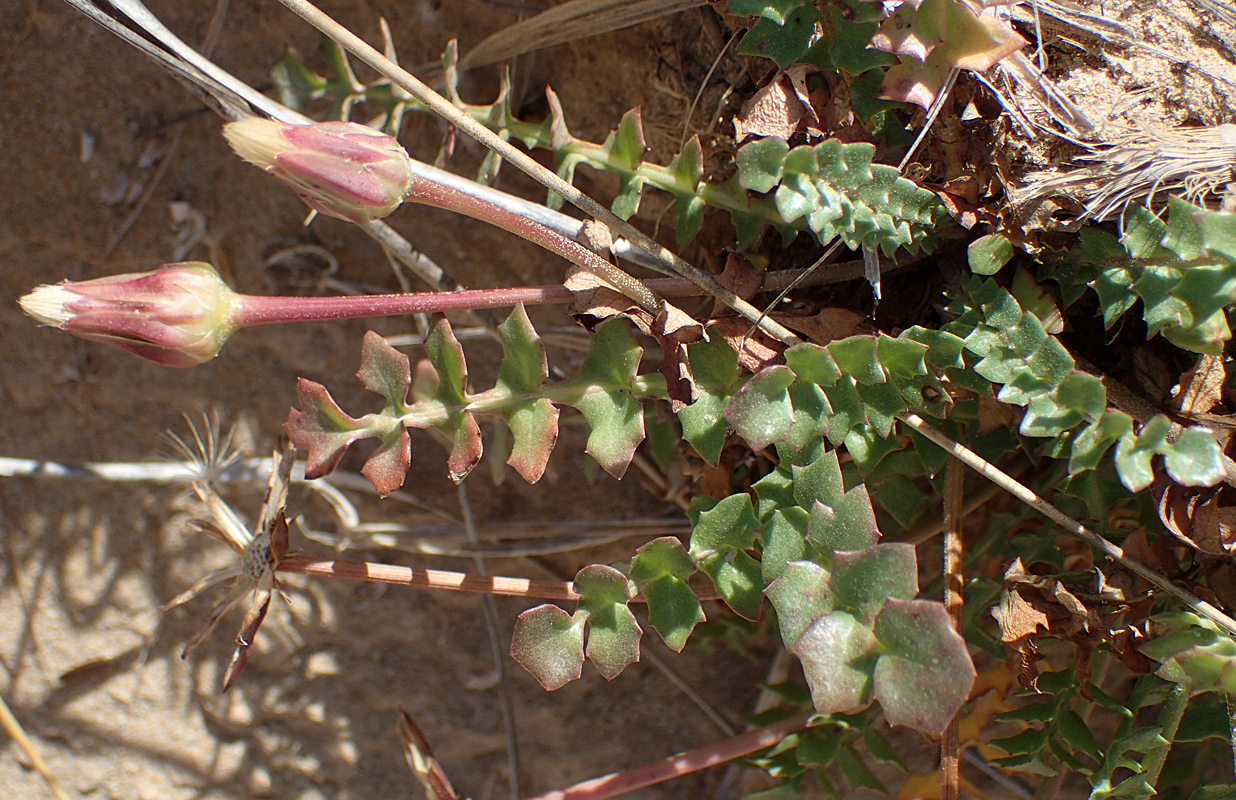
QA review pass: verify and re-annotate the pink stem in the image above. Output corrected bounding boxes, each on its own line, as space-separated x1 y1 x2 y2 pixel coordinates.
277 555 722 603
406 179 662 312
524 712 812 800
232 284 573 326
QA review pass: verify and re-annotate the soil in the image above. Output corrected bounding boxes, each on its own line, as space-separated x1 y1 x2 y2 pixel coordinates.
0 2 770 798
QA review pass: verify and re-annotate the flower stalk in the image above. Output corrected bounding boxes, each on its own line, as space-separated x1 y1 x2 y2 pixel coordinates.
23 258 848 367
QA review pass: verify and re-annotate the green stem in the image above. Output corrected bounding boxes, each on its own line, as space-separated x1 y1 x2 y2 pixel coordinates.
1139 682 1188 788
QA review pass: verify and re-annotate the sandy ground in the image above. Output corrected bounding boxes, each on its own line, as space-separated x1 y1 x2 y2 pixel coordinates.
0 1 770 798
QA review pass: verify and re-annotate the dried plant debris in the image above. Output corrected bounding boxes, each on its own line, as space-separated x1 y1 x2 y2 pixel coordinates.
992 0 1236 227
1014 123 1236 224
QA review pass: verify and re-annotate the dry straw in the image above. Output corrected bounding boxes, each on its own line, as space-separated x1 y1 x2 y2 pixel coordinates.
1016 123 1236 222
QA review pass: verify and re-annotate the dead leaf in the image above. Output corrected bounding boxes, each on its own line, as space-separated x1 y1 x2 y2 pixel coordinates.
871 0 1026 109
707 317 784 372
1174 353 1225 417
1155 481 1231 555
778 307 866 344
977 395 1017 433
734 65 824 141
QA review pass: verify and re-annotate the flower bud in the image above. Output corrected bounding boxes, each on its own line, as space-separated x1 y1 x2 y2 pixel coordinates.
223 118 415 224
20 262 238 367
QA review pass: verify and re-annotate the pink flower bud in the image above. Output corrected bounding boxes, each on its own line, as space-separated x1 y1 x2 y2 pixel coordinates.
223 118 415 224
20 262 238 367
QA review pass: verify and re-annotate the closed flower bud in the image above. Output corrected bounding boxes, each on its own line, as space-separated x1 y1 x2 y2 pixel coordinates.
20 262 237 367
223 118 414 224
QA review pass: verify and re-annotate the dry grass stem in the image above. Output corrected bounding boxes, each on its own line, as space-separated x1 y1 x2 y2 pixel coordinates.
459 0 705 72
0 694 72 800
899 412 1236 637
942 460 964 800
1016 123 1236 222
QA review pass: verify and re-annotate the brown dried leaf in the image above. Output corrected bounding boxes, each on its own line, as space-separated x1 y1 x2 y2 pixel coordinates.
778 307 866 344
734 65 823 141
1174 353 1225 417
398 709 462 800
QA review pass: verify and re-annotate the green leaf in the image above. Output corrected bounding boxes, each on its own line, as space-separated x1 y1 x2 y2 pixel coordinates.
736 137 791 193
792 449 845 509
838 744 884 792
1195 207 1236 262
575 564 641 680
423 319 483 482
510 605 586 690
766 559 833 648
786 381 832 454
678 390 730 466
691 493 764 619
969 233 1015 275
726 365 797 450
1164 426 1226 486
827 337 886 385
872 599 975 734
755 465 796 520
630 538 705 651
761 507 811 584
496 305 558 482
726 0 808 26
1070 411 1134 474
1056 708 1103 763
792 609 879 714
830 544 918 624
807 488 880 556
697 549 765 621
691 493 759 556
559 319 644 478
786 343 842 387
737 5 825 69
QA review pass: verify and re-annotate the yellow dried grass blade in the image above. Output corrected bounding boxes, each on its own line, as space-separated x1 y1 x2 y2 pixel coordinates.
459 0 704 71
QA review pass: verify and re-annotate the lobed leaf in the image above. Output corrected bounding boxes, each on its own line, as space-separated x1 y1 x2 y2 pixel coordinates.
872 598 975 734
510 605 586 691
629 538 705 651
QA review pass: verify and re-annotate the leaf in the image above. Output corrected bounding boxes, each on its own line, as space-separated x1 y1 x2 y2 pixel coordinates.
630 538 705 651
873 598 975 734
830 544 918 624
1164 427 1226 487
827 337 885 385
285 336 411 496
575 565 641 680
726 365 797 450
968 233 1015 275
737 5 826 69
727 0 806 26
838 744 884 793
766 559 833 648
690 493 764 619
761 507 810 584
792 609 879 714
496 305 558 482
807 488 881 556
510 605 585 690
736 137 790 193
560 319 645 478
785 343 842 387
422 320 482 482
